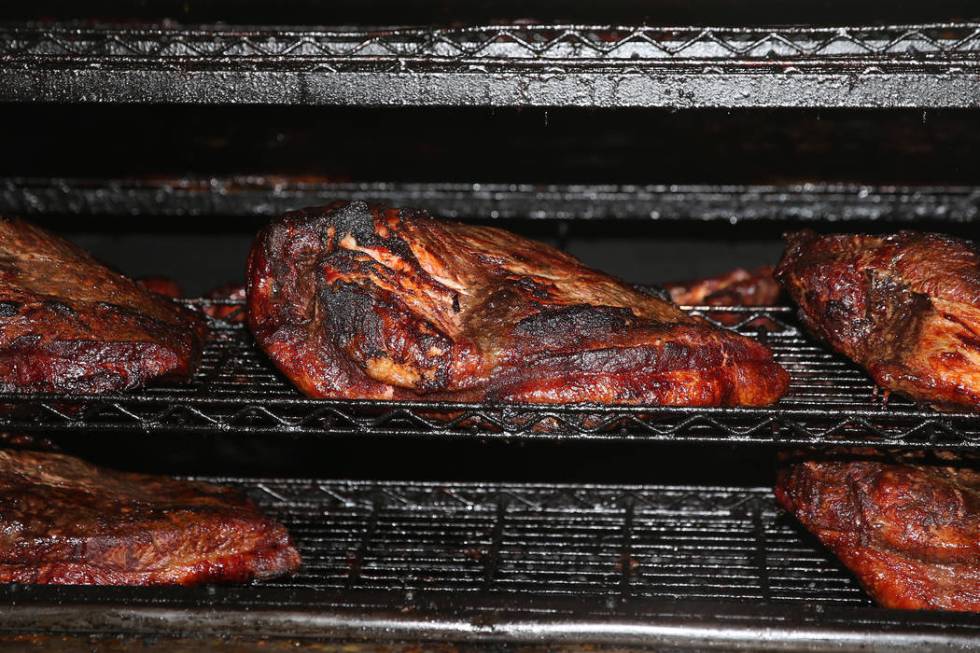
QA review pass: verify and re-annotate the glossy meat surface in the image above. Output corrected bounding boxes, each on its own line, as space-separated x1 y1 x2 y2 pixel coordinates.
775 230 980 410
247 201 788 405
664 266 781 307
0 449 301 585
664 266 782 328
776 456 979 611
0 219 207 393
136 277 183 299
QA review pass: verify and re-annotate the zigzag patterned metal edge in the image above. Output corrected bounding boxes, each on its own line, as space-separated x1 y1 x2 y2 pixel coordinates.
4 399 978 446
2 23 980 62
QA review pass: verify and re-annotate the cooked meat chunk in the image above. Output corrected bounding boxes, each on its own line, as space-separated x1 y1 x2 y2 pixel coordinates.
664 266 781 307
204 283 247 323
775 230 980 410
136 278 247 323
776 456 979 611
247 201 788 406
0 219 207 393
664 266 782 329
0 449 301 585
136 277 183 299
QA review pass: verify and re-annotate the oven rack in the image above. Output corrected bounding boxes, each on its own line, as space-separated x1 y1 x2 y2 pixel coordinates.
4 177 980 223
1 478 976 650
2 22 980 107
1 303 977 450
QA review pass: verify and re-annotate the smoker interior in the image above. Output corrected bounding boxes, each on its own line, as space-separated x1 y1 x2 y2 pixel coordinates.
3 479 979 652
7 106 980 290
1 18 979 649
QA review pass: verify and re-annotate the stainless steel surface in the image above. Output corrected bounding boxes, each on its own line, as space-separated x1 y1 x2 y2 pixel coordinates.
2 23 980 107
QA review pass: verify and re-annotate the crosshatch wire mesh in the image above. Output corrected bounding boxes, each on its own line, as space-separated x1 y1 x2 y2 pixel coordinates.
0 480 871 607
2 480 978 647
0 302 976 449
242 480 870 605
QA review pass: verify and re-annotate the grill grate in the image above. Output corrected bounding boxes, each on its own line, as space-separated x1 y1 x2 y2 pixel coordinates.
4 479 979 648
230 480 867 605
0 303 976 449
0 480 871 605
2 22 980 107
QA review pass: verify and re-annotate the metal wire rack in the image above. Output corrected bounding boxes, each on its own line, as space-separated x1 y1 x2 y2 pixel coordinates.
0 302 976 450
2 479 977 649
2 22 980 106
250 480 864 604
4 177 980 223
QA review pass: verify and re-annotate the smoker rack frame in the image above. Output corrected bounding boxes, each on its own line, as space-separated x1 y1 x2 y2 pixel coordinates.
0 478 977 652
4 177 980 223
1 14 978 651
0 302 976 450
2 22 980 107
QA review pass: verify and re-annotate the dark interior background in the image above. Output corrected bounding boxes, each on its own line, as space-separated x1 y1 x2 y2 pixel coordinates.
5 106 977 294
3 0 980 25
6 106 977 183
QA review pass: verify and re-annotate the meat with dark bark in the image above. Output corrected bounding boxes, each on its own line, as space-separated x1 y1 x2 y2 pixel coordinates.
0 219 207 393
247 201 788 406
664 266 781 308
664 266 782 328
137 277 183 299
776 454 979 611
204 283 247 323
775 230 980 411
0 449 301 585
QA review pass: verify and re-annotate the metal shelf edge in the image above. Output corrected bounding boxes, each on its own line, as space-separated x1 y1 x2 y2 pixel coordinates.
2 68 980 108
3 179 980 222
0 601 975 652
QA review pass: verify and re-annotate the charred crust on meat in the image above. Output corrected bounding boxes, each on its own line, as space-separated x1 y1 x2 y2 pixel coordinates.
777 454 980 612
512 276 554 300
0 449 301 586
0 302 20 317
514 305 633 340
247 201 789 407
0 218 207 394
41 300 76 317
776 230 980 410
325 200 421 265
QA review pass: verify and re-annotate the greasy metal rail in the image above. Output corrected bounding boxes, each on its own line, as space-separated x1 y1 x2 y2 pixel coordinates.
4 177 980 223
0 480 977 650
0 303 976 450
2 23 980 107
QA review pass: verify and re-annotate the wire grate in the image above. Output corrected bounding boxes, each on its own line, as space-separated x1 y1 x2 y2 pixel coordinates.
0 479 870 606
0 302 976 450
4 479 978 648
